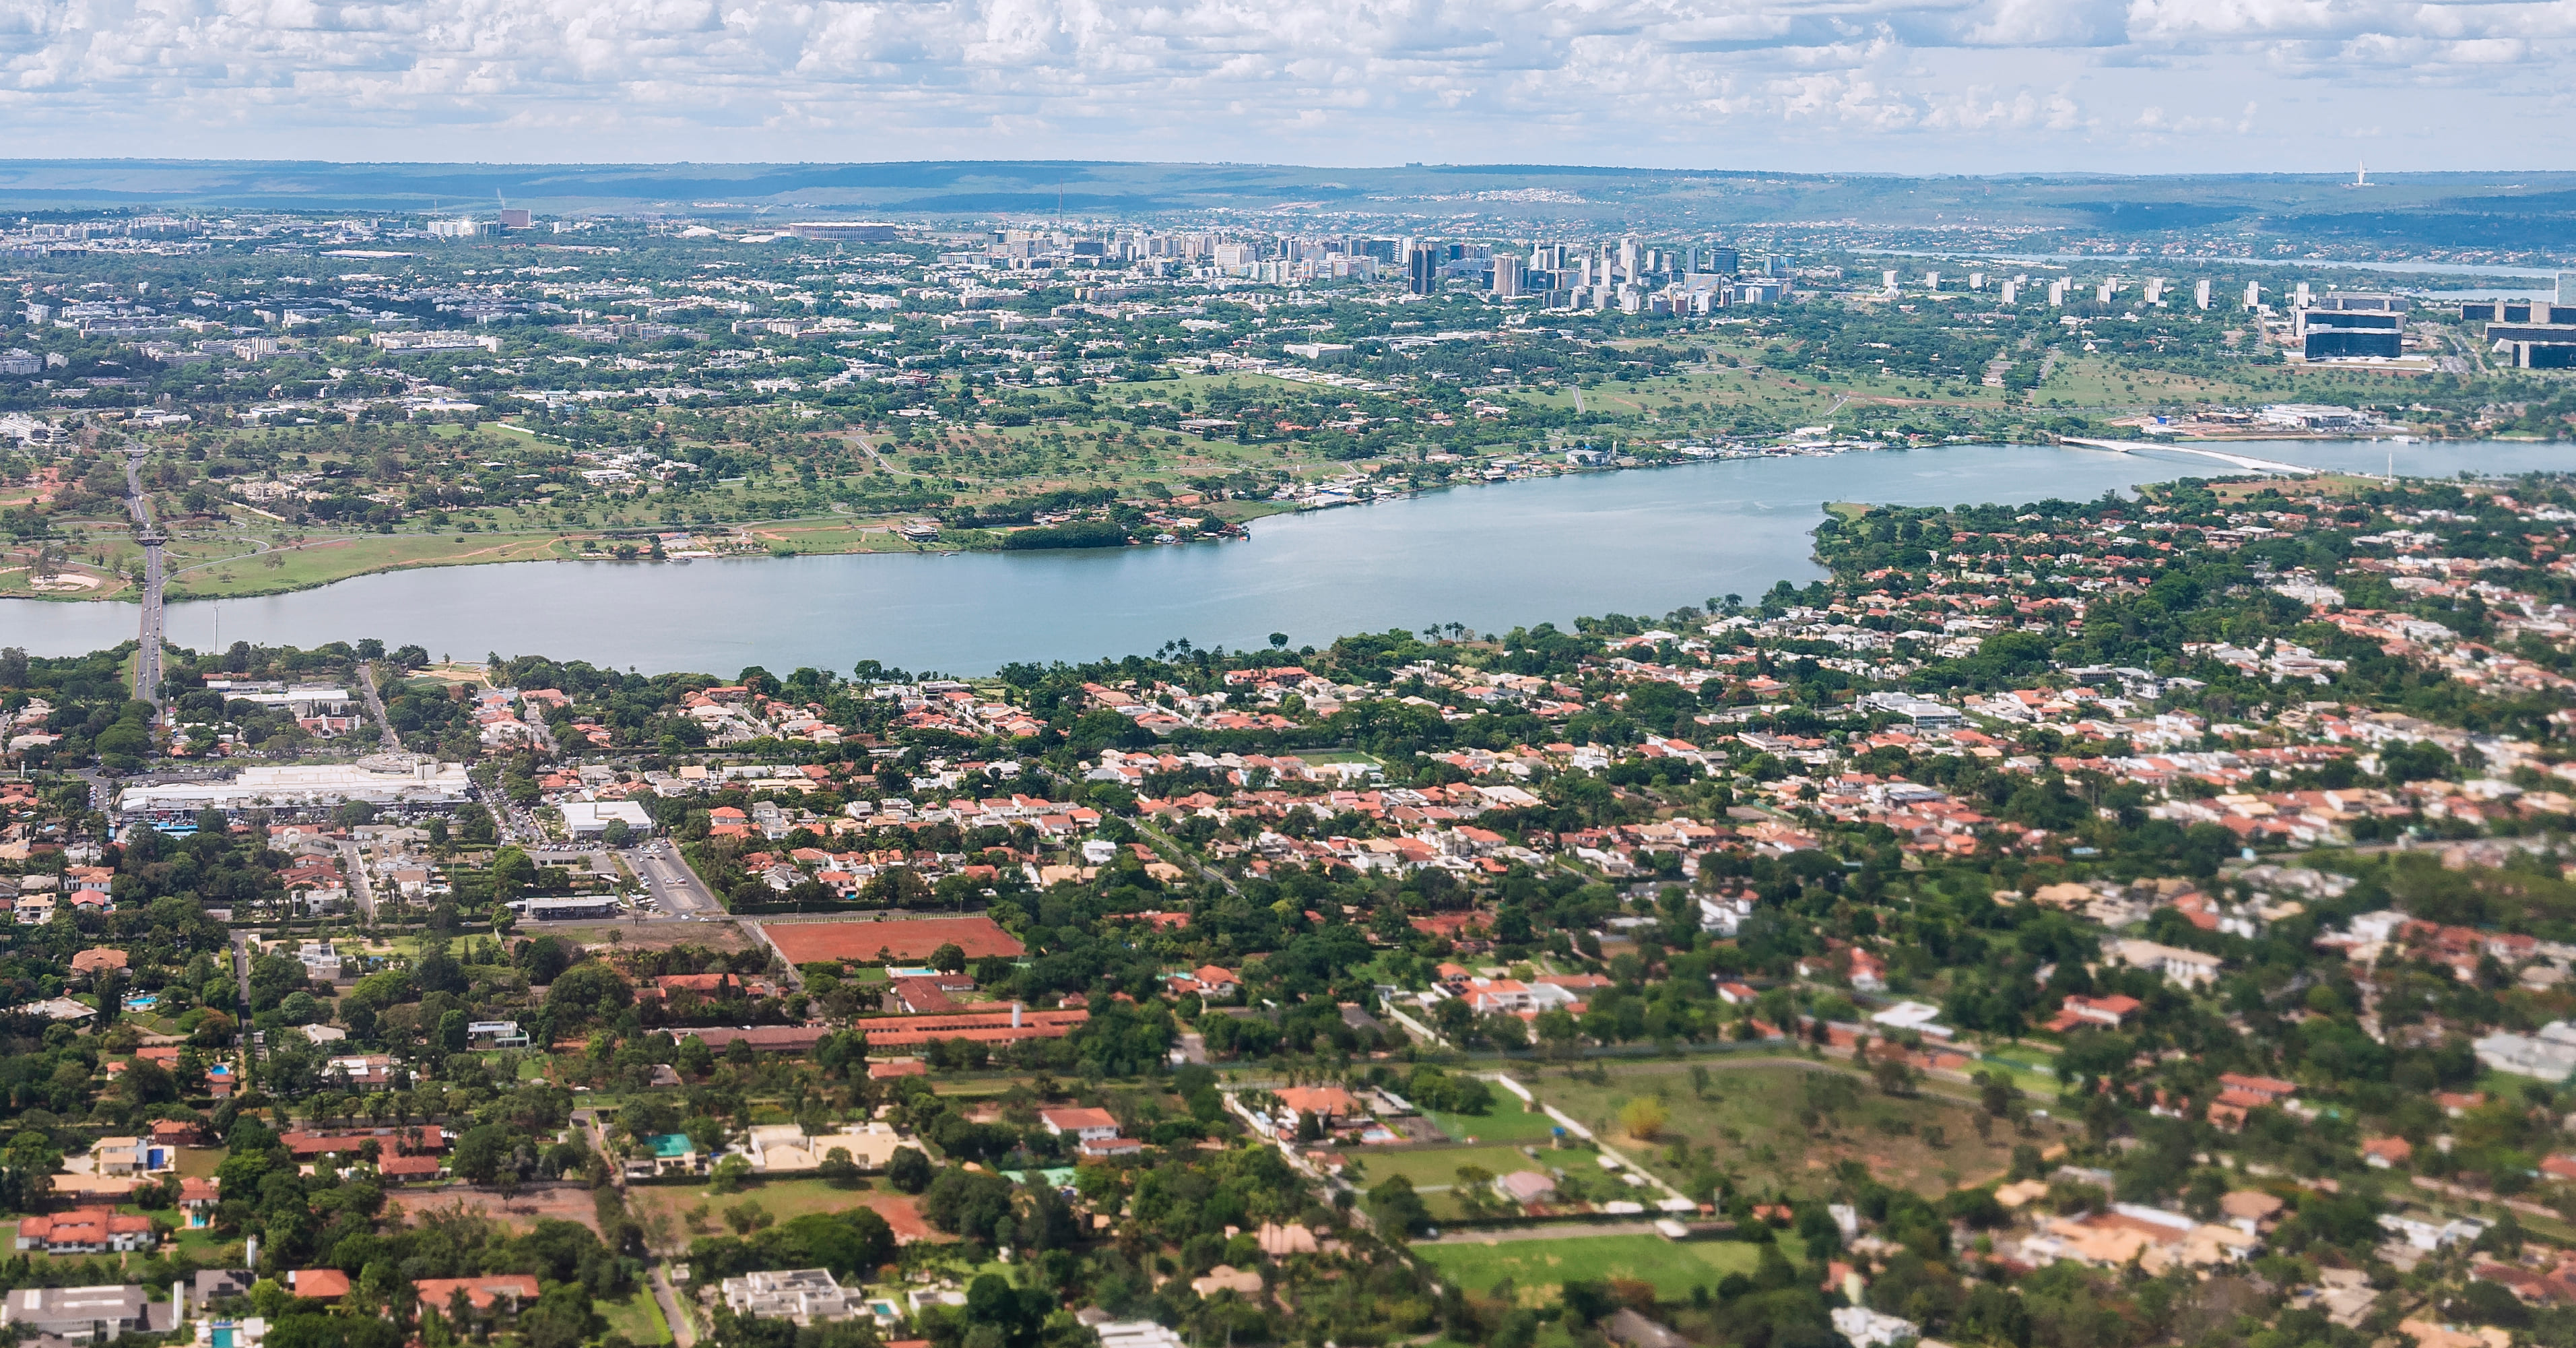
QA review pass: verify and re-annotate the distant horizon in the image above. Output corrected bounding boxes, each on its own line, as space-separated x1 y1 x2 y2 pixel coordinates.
5 160 2575 251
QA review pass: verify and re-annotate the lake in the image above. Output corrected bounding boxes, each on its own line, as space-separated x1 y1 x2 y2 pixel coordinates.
7 439 2573 676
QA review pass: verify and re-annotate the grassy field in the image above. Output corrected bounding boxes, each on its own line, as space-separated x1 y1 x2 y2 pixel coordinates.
164 530 579 598
1353 1144 1566 1192
1527 1061 2034 1198
597 1290 673 1345
1418 1232 1797 1302
624 1175 939 1248
1428 1105 1561 1145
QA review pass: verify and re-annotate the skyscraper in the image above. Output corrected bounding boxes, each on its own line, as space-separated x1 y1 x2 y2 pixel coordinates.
1492 255 1525 298
1406 245 1436 295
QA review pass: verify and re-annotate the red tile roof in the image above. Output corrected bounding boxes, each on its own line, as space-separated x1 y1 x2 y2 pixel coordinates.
290 1269 352 1299
415 1275 541 1314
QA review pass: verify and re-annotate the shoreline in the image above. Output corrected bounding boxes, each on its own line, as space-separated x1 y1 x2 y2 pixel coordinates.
0 443 1921 608
1 432 2558 611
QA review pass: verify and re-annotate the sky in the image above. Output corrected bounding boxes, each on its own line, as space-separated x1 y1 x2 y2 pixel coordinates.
3 0 2571 172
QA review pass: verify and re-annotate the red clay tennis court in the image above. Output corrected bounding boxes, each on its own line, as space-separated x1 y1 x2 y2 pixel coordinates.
762 916 1026 965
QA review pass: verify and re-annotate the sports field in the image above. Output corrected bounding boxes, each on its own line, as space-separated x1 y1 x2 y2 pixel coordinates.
1428 1103 1560 1145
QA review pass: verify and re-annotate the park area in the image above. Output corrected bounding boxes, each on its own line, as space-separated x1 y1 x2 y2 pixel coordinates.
1526 1059 2043 1198
1418 1231 1802 1303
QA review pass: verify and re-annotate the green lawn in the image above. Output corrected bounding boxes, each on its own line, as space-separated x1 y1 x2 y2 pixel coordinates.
1353 1145 1566 1193
1526 1062 2041 1198
597 1291 672 1345
1428 1105 1561 1145
1418 1233 1795 1302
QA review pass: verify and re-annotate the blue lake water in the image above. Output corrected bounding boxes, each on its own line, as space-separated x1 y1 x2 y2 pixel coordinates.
6 439 2571 676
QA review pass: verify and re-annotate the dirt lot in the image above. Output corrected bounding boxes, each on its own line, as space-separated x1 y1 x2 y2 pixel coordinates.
759 916 1024 965
387 1182 601 1233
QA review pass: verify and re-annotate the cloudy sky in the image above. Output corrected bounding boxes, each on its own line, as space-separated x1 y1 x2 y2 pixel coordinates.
3 0 2569 172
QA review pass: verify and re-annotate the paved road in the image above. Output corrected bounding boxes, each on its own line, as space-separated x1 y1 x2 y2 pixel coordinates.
357 661 401 752
632 842 724 917
335 839 381 923
230 931 264 1065
121 448 166 712
649 1266 697 1348
1139 821 1238 895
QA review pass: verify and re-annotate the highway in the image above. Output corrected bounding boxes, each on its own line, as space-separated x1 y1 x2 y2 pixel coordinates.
120 447 166 712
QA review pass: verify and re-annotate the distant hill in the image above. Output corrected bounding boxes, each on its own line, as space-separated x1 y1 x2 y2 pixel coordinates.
2 160 2571 249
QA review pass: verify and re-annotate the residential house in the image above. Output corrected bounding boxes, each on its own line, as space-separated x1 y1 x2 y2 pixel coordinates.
1273 1087 1357 1131
0 1285 179 1340
379 1155 444 1184
465 1021 529 1048
90 1135 174 1176
1038 1108 1121 1143
721 1270 863 1325
287 1270 352 1300
321 1054 399 1091
15 1208 154 1253
69 948 127 981
628 1133 704 1178
413 1275 541 1320
734 1124 913 1173
178 1178 219 1227
2048 994 2144 1032
2111 938 2224 988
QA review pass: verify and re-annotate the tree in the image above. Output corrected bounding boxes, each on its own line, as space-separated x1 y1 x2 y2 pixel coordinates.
1620 1096 1669 1141
1367 1175 1431 1238
490 846 538 906
818 1147 861 1190
453 1123 516 1186
887 1145 933 1194
544 961 634 1024
2 1130 60 1209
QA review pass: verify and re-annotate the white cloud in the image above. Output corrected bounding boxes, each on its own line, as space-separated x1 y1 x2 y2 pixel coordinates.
0 0 2567 168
